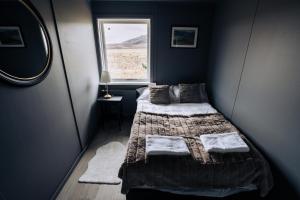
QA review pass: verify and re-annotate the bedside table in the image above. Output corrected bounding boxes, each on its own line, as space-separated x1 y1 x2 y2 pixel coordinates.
97 96 123 130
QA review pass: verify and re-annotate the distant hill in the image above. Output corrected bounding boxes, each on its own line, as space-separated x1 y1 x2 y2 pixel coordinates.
107 35 147 49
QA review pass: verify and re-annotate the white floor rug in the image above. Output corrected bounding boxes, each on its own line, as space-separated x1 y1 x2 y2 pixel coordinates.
79 141 126 184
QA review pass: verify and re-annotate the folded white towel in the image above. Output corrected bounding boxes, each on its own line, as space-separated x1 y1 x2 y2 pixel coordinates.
199 132 250 153
146 135 190 156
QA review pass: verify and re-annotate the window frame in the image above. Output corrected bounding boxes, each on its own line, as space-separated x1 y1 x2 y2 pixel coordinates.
97 18 151 83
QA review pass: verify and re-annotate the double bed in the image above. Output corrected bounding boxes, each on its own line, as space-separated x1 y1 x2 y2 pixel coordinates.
118 98 273 197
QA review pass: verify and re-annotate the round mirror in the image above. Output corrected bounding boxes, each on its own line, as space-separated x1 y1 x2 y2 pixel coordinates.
0 0 52 86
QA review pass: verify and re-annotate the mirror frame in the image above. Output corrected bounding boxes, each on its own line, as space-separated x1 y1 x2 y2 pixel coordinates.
0 0 52 86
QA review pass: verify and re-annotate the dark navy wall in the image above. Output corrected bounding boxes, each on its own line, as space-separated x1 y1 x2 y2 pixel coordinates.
154 3 214 84
0 0 81 199
52 0 100 147
92 1 214 116
208 0 300 198
207 0 258 118
92 1 214 84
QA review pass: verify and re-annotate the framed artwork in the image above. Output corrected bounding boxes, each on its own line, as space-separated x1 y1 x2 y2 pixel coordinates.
171 26 198 48
0 26 25 47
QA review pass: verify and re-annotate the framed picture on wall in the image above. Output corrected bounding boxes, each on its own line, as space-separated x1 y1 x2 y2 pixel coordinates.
0 26 25 47
171 26 198 48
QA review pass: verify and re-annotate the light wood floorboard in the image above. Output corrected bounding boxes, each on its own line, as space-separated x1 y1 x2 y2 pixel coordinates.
56 120 132 200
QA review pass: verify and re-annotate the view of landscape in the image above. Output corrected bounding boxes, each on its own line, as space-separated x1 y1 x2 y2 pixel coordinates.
102 23 148 80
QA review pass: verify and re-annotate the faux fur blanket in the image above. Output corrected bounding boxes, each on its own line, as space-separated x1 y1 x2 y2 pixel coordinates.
119 112 273 197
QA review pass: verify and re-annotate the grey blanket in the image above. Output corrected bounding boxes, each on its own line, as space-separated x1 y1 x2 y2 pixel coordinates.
118 112 273 197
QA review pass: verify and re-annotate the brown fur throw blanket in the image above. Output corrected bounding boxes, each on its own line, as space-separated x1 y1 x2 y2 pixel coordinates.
119 112 273 197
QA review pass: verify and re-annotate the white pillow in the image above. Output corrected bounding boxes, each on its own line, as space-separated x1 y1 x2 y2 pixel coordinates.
136 83 157 101
136 86 147 96
137 87 150 101
169 85 180 103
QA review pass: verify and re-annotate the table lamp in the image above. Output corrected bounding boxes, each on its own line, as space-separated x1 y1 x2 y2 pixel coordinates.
100 70 112 99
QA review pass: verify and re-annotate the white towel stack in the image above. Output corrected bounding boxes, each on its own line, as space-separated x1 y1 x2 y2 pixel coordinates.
199 132 250 153
146 135 190 156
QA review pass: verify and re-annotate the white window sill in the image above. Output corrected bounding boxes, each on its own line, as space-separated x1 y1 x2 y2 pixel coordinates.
99 82 150 86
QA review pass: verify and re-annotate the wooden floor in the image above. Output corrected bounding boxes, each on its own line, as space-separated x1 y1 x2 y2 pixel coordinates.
56 119 131 200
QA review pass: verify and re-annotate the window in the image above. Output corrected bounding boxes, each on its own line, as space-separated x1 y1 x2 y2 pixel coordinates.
98 19 151 83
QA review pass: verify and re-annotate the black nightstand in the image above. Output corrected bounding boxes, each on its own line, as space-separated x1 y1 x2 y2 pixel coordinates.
97 96 123 130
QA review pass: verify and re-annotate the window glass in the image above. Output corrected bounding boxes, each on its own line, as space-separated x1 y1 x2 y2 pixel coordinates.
98 19 150 82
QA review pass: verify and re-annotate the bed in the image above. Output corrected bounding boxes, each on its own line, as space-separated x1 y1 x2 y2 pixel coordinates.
118 98 273 197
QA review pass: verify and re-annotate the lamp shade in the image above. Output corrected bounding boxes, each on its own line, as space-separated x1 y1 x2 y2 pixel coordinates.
100 71 111 83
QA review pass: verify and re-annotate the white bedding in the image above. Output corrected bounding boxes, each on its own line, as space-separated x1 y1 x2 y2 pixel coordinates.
146 135 190 156
136 100 218 116
200 132 250 153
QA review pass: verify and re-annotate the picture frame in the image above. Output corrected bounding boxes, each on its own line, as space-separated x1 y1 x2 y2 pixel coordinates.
171 26 198 48
0 26 25 47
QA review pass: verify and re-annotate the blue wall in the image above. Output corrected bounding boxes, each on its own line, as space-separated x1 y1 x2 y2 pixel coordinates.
0 0 100 199
52 0 100 147
92 1 214 84
208 0 300 198
0 0 81 199
92 1 215 115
